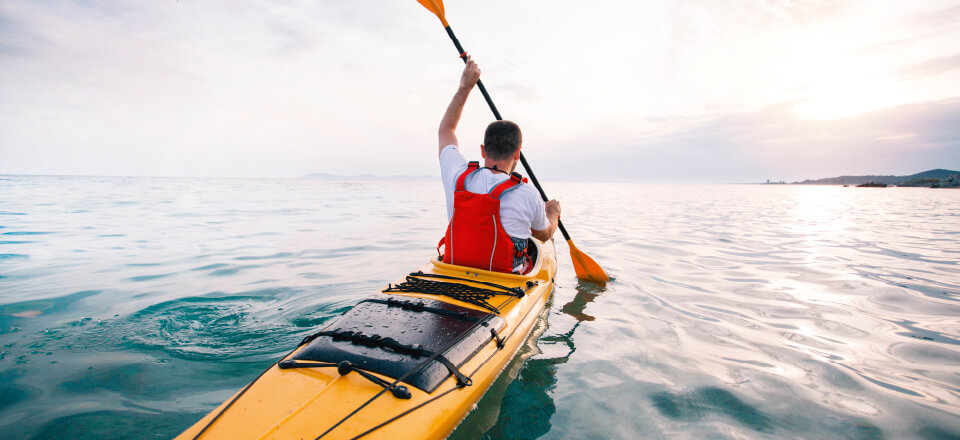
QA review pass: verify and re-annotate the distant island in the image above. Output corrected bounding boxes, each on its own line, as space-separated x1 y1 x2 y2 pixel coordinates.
791 169 960 188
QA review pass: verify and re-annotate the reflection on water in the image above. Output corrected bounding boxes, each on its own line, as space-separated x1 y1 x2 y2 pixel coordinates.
451 280 601 440
1 177 960 439
651 387 776 433
560 281 602 322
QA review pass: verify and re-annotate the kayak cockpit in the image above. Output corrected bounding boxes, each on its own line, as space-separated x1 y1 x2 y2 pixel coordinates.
429 237 552 282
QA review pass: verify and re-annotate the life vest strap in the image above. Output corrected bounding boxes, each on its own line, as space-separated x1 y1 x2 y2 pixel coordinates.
489 173 523 199
454 161 481 192
455 162 526 196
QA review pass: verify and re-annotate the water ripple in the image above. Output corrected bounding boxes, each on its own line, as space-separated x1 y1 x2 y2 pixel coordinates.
2 178 959 439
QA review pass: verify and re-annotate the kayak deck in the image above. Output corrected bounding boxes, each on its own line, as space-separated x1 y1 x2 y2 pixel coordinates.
176 238 557 440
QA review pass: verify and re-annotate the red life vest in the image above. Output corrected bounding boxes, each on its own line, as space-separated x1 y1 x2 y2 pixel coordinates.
441 161 528 273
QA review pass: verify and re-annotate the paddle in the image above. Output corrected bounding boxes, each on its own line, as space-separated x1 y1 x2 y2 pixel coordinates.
417 0 610 284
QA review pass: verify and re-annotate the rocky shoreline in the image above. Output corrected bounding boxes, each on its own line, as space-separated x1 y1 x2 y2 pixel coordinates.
792 169 960 188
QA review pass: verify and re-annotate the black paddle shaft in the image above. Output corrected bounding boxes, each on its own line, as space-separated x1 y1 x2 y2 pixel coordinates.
443 25 572 241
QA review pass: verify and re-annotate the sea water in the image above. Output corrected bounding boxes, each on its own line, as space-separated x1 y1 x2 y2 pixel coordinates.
1 175 958 439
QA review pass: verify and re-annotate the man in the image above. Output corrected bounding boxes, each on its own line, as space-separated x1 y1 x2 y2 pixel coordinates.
437 56 560 274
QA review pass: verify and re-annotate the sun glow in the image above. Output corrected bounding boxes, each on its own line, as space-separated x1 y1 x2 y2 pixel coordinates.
775 29 903 120
792 77 902 120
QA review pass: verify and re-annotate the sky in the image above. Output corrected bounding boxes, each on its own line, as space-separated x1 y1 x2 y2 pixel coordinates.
1 0 959 183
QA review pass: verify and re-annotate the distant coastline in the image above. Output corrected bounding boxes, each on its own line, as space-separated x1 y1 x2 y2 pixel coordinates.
782 169 960 188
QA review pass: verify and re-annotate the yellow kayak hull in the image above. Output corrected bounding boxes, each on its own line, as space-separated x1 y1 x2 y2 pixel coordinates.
176 239 557 440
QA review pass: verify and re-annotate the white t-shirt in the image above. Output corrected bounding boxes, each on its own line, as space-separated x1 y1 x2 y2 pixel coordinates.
440 145 548 239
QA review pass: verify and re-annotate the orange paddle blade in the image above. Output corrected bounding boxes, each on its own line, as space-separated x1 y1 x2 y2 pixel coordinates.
567 239 609 285
416 0 449 26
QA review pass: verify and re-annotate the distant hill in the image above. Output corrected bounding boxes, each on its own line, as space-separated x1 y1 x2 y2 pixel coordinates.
303 173 435 181
794 169 960 187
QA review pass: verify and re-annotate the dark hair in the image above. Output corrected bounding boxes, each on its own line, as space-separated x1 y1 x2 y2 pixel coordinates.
483 120 522 161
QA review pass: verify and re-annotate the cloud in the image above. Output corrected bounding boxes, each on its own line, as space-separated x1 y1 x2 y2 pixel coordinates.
0 6 44 58
535 98 960 183
746 0 845 26
1 0 958 181
855 3 960 55
0 41 31 57
900 52 960 79
908 3 960 30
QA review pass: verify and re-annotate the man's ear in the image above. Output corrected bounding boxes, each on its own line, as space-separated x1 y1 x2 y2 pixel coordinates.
513 147 521 160
480 145 486 159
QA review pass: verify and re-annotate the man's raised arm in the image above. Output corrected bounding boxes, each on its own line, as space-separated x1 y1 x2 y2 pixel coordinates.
438 56 481 156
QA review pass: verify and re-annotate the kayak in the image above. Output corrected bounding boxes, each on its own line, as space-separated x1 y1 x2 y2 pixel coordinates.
176 237 557 440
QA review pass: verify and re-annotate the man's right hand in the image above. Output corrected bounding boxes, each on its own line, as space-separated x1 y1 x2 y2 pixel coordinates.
533 199 561 242
459 56 481 90
545 200 560 221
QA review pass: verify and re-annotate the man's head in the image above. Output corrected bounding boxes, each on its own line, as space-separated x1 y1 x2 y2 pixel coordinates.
482 120 522 161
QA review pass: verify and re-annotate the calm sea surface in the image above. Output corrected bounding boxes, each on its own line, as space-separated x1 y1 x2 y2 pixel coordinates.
1 175 959 439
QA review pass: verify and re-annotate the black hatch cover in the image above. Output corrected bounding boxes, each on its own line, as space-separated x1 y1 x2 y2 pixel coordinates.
292 297 505 393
